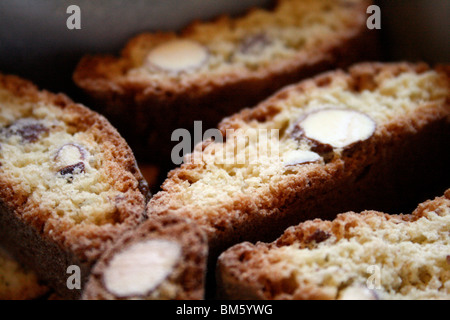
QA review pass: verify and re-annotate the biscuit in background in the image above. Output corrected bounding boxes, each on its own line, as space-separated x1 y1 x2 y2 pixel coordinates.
83 216 208 300
74 0 379 165
0 73 149 299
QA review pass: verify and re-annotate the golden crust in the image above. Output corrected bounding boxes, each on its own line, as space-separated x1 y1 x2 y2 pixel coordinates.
219 62 438 130
75 0 374 96
148 62 450 260
0 74 149 298
82 215 208 300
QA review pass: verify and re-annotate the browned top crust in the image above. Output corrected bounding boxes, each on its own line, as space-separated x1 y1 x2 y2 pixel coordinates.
73 0 374 101
147 62 450 253
216 190 450 300
0 74 149 262
83 215 208 300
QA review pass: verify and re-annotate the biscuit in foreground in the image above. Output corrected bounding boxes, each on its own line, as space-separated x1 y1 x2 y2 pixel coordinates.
0 74 149 299
148 62 450 258
83 216 208 300
217 190 450 300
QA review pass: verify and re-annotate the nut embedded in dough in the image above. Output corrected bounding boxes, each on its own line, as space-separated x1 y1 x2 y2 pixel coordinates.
338 286 379 300
54 143 88 176
2 119 48 143
103 239 182 298
297 109 376 149
146 39 209 73
239 33 271 55
283 150 321 166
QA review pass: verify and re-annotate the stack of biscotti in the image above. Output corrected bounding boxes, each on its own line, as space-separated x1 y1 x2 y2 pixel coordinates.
148 62 450 260
73 0 379 164
216 189 450 300
0 246 49 300
83 215 208 300
0 74 149 299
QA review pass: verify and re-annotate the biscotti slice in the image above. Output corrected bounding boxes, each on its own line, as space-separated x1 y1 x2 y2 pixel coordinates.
0 74 149 299
148 62 450 259
73 0 379 164
82 215 208 300
216 189 450 300
0 246 49 300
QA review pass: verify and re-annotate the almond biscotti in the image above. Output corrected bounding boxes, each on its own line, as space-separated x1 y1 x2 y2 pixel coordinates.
82 216 208 300
73 0 378 164
138 163 163 194
148 62 450 259
216 189 450 300
0 246 49 300
0 74 149 299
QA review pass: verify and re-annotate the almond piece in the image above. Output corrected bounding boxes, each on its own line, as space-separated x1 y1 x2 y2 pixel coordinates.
146 39 209 73
240 33 271 55
2 119 48 143
103 239 182 298
283 150 321 166
339 286 379 300
54 143 88 176
297 109 376 149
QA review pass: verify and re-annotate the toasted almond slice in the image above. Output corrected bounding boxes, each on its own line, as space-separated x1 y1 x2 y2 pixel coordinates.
283 150 321 166
240 33 271 55
339 286 379 300
54 143 87 172
3 118 48 143
103 239 181 298
298 109 376 149
147 39 209 73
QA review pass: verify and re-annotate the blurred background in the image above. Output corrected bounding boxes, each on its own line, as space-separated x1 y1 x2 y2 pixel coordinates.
0 0 273 97
0 0 448 99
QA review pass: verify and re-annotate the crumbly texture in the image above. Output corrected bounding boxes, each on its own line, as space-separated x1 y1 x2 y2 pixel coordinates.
0 74 149 299
0 247 49 300
73 0 379 164
148 62 450 260
83 216 208 300
123 0 372 82
216 190 450 300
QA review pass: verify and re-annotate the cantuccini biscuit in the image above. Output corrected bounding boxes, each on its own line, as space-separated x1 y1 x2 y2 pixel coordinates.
83 216 208 300
73 0 379 164
0 74 149 299
148 62 450 260
216 190 450 300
